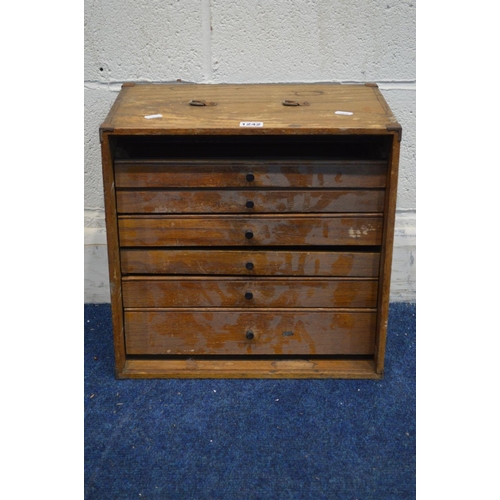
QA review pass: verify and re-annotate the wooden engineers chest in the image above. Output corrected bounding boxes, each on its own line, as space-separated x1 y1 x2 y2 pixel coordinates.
100 83 401 379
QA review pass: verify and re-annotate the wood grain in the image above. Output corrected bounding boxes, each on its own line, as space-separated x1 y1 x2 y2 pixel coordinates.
374 125 401 374
124 309 377 355
100 83 399 135
122 278 378 308
99 83 401 379
118 215 383 247
100 134 126 373
120 249 380 277
115 160 387 189
118 358 382 379
116 188 385 214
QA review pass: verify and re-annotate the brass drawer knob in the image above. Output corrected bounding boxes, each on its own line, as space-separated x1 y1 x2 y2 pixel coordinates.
246 330 255 340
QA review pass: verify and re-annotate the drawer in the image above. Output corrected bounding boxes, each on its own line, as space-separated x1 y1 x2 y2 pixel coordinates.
116 189 385 214
115 160 387 189
122 278 378 308
121 249 380 276
124 310 377 355
118 215 383 247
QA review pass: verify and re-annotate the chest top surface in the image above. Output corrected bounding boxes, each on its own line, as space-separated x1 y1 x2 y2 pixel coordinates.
100 83 400 136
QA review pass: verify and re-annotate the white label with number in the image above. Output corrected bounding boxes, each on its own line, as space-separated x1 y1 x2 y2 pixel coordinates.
240 122 264 127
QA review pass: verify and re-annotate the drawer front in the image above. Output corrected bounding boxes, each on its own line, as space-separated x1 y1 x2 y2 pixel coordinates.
115 160 387 189
116 189 385 214
121 249 380 277
123 278 378 308
118 216 383 247
125 310 377 355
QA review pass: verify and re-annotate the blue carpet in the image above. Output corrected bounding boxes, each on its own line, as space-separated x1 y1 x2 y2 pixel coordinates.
85 303 415 500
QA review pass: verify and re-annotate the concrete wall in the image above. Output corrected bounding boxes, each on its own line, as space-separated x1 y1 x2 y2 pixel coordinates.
84 0 416 303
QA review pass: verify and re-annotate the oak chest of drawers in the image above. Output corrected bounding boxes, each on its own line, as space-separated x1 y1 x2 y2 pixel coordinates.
100 83 401 379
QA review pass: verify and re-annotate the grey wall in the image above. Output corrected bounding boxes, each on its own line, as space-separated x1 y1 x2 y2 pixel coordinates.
84 0 416 302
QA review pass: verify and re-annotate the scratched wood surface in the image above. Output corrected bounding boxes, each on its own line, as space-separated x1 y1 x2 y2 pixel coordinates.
114 160 387 189
118 358 382 379
124 310 377 355
100 83 399 135
118 215 383 247
100 134 127 373
100 83 401 378
374 131 401 374
120 249 380 276
122 278 378 308
116 188 385 214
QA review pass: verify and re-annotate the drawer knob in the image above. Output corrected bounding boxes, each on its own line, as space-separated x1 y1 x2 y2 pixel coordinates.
245 292 253 300
246 172 255 182
245 230 254 240
246 200 255 209
246 262 254 270
246 330 255 340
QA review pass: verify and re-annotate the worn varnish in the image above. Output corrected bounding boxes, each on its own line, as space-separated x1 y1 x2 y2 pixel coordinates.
120 249 381 277
122 278 378 308
124 310 377 356
100 82 401 379
116 189 385 214
118 358 379 379
115 160 387 189
100 83 399 134
118 215 383 247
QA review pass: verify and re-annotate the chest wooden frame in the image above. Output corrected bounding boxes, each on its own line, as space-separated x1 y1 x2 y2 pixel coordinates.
100 83 401 379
